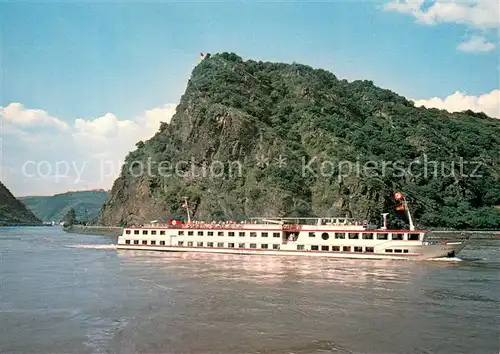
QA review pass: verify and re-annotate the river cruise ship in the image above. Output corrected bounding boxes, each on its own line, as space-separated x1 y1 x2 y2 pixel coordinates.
116 194 468 260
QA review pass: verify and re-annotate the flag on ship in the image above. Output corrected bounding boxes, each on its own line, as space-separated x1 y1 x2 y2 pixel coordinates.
393 191 404 201
395 203 405 211
392 191 409 223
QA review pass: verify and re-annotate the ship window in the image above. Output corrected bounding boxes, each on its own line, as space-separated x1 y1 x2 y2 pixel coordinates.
377 233 388 240
342 246 350 252
408 233 419 241
394 249 402 253
142 230 148 235
273 232 280 238
250 243 257 249
217 242 224 247
321 245 329 251
178 241 184 246
178 231 184 236
160 231 166 235
208 231 214 236
160 241 165 245
348 233 359 239
151 230 157 235
297 245 305 250
392 233 404 240
187 241 193 247
332 246 340 251
403 249 409 253
309 232 315 237
311 245 319 250
228 232 235 237
218 231 224 236
362 233 373 240
385 249 393 253
198 231 203 236
273 244 280 250
335 233 345 239
197 242 203 247
260 232 267 237
238 243 245 248
228 243 235 248
151 240 156 245
365 247 374 252
134 240 139 244
261 244 268 249
354 246 363 252
321 233 329 240
239 232 245 237
125 240 131 244
125 230 131 234
134 230 139 235
207 242 214 247
142 240 147 245
188 231 194 236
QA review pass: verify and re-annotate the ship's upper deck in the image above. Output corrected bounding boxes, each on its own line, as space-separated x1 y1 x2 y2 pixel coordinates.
128 217 374 231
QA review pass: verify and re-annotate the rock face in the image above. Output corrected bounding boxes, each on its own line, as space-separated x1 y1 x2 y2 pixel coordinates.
99 53 500 229
0 182 41 226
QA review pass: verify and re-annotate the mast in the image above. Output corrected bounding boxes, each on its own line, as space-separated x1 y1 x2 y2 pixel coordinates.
403 196 415 231
394 192 415 231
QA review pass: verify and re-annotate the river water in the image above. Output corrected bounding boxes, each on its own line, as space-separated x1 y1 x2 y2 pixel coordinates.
1 227 499 354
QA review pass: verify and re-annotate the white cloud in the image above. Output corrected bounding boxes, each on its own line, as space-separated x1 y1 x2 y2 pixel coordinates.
413 89 500 118
384 0 500 29
1 103 69 130
383 1 499 53
72 105 176 161
1 103 177 196
457 35 496 52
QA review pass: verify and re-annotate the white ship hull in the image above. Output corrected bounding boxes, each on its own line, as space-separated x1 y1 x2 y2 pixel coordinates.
116 243 465 260
116 217 468 260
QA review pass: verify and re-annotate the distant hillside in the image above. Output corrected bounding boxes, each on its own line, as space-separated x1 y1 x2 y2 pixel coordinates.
0 182 41 226
20 190 109 223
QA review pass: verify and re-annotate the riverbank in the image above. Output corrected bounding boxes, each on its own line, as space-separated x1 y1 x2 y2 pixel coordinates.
63 225 123 237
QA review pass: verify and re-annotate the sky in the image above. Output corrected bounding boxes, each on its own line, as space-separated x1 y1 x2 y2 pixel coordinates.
1 0 499 196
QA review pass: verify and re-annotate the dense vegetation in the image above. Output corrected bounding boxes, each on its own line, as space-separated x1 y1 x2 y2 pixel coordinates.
0 182 41 226
99 53 500 229
21 190 109 223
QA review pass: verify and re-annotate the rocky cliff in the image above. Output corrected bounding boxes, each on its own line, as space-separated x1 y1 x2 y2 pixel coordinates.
0 182 41 226
99 53 500 229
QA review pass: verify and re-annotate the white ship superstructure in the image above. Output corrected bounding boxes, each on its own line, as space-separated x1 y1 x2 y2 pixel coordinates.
116 194 468 260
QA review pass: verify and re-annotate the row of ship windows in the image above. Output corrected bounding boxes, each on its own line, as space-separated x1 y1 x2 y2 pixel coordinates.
124 229 420 241
122 240 409 253
311 232 419 241
385 249 410 253
126 230 167 235
125 229 283 237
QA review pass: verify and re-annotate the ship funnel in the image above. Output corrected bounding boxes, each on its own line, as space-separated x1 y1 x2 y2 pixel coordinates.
181 196 191 223
381 213 389 230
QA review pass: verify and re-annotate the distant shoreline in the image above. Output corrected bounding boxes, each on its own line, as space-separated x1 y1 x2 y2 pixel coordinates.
0 224 52 227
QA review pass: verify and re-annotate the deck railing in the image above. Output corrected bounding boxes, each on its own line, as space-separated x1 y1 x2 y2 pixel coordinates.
137 221 275 229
